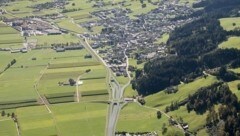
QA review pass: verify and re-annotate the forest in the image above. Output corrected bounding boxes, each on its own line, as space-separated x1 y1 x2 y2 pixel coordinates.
134 0 240 95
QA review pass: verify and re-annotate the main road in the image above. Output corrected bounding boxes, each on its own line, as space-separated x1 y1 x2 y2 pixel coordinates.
78 35 131 136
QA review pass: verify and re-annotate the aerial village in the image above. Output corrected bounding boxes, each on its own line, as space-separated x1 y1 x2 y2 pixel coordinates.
80 0 196 77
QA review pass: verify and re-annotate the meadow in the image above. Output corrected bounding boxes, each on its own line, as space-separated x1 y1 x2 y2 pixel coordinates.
13 102 108 136
145 75 218 110
117 103 184 135
56 19 87 34
218 36 240 49
219 17 240 31
0 119 18 136
28 34 79 46
0 22 23 48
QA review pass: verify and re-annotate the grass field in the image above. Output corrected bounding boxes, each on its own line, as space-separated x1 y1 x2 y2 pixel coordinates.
17 106 57 136
219 17 240 31
154 33 170 44
117 103 184 135
169 106 208 133
219 36 240 49
50 102 108 136
15 102 108 136
0 119 18 136
28 34 79 46
0 22 23 48
56 19 87 34
124 84 138 97
145 75 218 111
0 50 50 102
228 80 240 100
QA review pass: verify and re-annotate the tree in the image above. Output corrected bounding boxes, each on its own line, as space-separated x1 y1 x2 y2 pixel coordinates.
237 83 240 90
142 3 146 8
72 3 75 6
1 111 5 116
11 112 15 118
157 111 162 119
86 69 91 73
233 23 236 26
69 78 76 86
162 123 167 134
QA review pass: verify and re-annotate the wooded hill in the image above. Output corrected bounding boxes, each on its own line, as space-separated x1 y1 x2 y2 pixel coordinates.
134 0 240 95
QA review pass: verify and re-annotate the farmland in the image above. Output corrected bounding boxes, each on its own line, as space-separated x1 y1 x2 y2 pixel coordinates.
15 102 108 136
0 119 18 136
0 22 23 48
28 34 79 47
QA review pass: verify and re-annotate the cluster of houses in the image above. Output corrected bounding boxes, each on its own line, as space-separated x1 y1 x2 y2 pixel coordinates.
31 0 67 11
115 132 158 136
3 17 62 36
80 0 196 76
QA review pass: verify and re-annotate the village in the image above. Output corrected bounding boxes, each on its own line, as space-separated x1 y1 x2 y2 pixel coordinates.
80 0 196 77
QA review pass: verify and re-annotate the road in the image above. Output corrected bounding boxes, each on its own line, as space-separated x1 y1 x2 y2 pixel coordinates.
79 35 131 136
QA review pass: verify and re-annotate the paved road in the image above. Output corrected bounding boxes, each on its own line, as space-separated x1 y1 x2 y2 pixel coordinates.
79 35 131 136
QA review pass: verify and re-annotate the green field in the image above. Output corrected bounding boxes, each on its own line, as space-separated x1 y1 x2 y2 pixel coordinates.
124 84 138 97
145 75 218 111
15 102 108 136
154 33 170 44
56 19 87 34
219 36 240 49
117 103 184 135
0 22 23 48
50 102 108 136
219 17 240 31
228 80 240 100
0 119 18 136
28 34 79 46
169 106 208 133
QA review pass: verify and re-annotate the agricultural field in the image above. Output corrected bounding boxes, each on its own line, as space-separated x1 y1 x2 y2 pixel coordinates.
117 103 184 135
219 36 240 49
0 119 18 136
0 22 23 48
28 34 79 47
145 75 218 111
219 17 240 31
1 0 54 18
13 102 108 136
50 102 108 136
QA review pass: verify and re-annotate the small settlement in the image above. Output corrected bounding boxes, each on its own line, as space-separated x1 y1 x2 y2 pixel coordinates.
80 0 196 77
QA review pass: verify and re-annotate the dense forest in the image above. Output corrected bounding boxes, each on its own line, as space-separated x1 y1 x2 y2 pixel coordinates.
134 0 240 95
186 83 240 136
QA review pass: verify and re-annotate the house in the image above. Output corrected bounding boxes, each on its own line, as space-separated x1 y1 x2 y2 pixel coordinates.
56 48 65 52
20 48 28 53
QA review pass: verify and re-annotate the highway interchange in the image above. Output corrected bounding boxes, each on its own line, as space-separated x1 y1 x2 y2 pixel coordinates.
79 35 131 136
